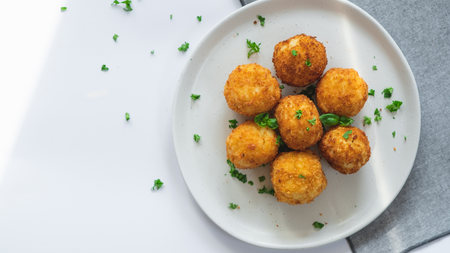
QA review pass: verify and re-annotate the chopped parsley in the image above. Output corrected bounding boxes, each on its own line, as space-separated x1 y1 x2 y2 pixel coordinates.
404 136 407 140
125 112 130 121
299 84 316 100
254 113 278 129
343 130 353 139
197 16 202 22
193 134 201 142
111 0 120 5
178 42 189 52
229 119 238 129
191 94 201 100
170 14 173 19
306 127 310 131
295 110 302 119
305 59 312 67
227 159 247 183
339 116 354 126
280 85 285 89
151 50 154 54
382 87 394 98
292 50 298 56
259 176 266 182
313 222 324 229
246 39 261 58
248 181 254 186
257 15 265 26
101 65 109 71
258 185 275 196
122 0 133 11
392 131 396 138
386 101 403 112
307 118 316 126
374 108 382 122
373 65 377 70
229 203 238 209
61 7 67 11
113 34 119 42
363 116 372 125
368 89 375 96
152 179 163 190
276 135 285 147
299 174 306 179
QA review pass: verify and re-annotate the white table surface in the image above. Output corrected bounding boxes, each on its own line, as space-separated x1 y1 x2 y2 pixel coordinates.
0 0 448 252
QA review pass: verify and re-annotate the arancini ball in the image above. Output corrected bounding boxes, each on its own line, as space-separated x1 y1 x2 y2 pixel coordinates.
271 150 327 205
224 63 281 117
226 120 278 169
316 68 368 117
318 126 371 174
272 34 328 87
274 95 323 151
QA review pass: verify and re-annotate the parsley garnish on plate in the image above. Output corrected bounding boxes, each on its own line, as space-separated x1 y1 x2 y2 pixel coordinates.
313 221 324 229
299 174 306 179
259 176 266 182
227 159 247 183
254 113 278 129
125 112 130 121
373 65 377 70
292 50 298 56
276 135 285 147
368 89 375 96
258 185 275 196
246 39 261 58
404 136 407 140
101 65 109 71
229 203 238 209
122 0 133 11
61 7 67 11
374 108 382 122
170 14 173 20
392 131 396 138
382 87 393 98
197 16 202 22
113 34 119 42
363 116 372 125
307 118 316 126
339 116 354 126
386 101 403 112
191 94 200 100
193 134 201 142
343 130 353 139
257 15 265 26
229 119 238 129
306 127 310 131
248 181 254 186
305 59 312 67
111 0 120 5
280 85 284 89
151 50 154 54
295 110 302 119
178 42 189 52
152 179 163 191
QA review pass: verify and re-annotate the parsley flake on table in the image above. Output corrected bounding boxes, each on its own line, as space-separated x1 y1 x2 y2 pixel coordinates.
61 7 67 11
299 174 306 179
248 181 254 186
113 34 119 42
404 136 407 140
257 15 265 26
111 0 120 5
305 59 312 67
191 94 200 100
101 65 109 71
246 39 261 58
254 113 278 129
121 0 133 11
152 179 164 191
193 134 201 142
386 101 403 112
227 159 247 183
258 185 275 196
197 16 202 22
313 221 324 229
170 14 173 19
178 42 189 52
368 89 375 96
276 135 285 147
259 176 266 182
307 118 316 126
295 110 302 119
228 119 238 129
125 112 130 121
382 87 394 98
280 85 285 89
151 50 154 54
299 84 316 100
292 50 298 56
229 203 238 209
343 130 353 139
374 108 382 122
392 131 396 138
306 127 310 131
363 116 372 126
373 65 377 70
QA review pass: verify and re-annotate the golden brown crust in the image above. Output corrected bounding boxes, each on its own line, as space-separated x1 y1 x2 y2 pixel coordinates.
224 63 281 117
270 150 327 205
316 68 369 117
274 95 323 150
318 126 371 174
226 120 278 169
272 34 327 87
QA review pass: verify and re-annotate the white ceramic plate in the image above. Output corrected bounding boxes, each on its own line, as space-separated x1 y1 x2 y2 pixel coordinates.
172 0 420 249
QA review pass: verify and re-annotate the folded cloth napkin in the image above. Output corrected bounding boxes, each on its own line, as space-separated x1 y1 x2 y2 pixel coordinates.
240 0 450 252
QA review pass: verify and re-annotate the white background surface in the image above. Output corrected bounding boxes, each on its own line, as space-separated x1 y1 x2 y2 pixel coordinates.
0 0 447 252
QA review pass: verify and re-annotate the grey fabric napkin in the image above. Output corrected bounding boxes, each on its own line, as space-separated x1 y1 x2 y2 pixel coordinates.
240 0 450 252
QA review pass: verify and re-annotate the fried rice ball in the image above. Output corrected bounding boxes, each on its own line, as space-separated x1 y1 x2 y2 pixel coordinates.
226 120 278 169
271 150 327 205
224 63 281 117
272 34 328 87
316 68 369 117
274 95 323 151
318 126 371 174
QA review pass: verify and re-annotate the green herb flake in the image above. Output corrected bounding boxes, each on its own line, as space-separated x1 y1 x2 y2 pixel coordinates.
258 185 275 196
178 42 189 52
197 16 202 22
101 65 109 71
374 108 382 122
306 127 310 131
343 130 353 139
113 34 119 42
248 181 254 186
191 94 201 100
170 14 173 19
227 159 247 184
368 89 375 96
276 135 285 147
193 134 201 142
125 112 130 121
339 116 354 126
229 119 238 129
152 179 164 191
246 39 261 58
375 116 382 122
393 117 395 119
151 50 154 54
121 0 133 11
364 116 372 126
305 59 312 67
404 136 407 140
373 65 377 70
295 110 302 119
299 174 306 179
307 118 316 126
257 15 265 26
111 0 120 5
299 84 316 100
392 131 396 138
313 221 324 229
61 7 67 11
292 50 298 56
254 113 278 129
280 85 285 89
319 114 340 126
229 203 238 209
259 176 266 182
386 101 403 112
382 87 394 98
